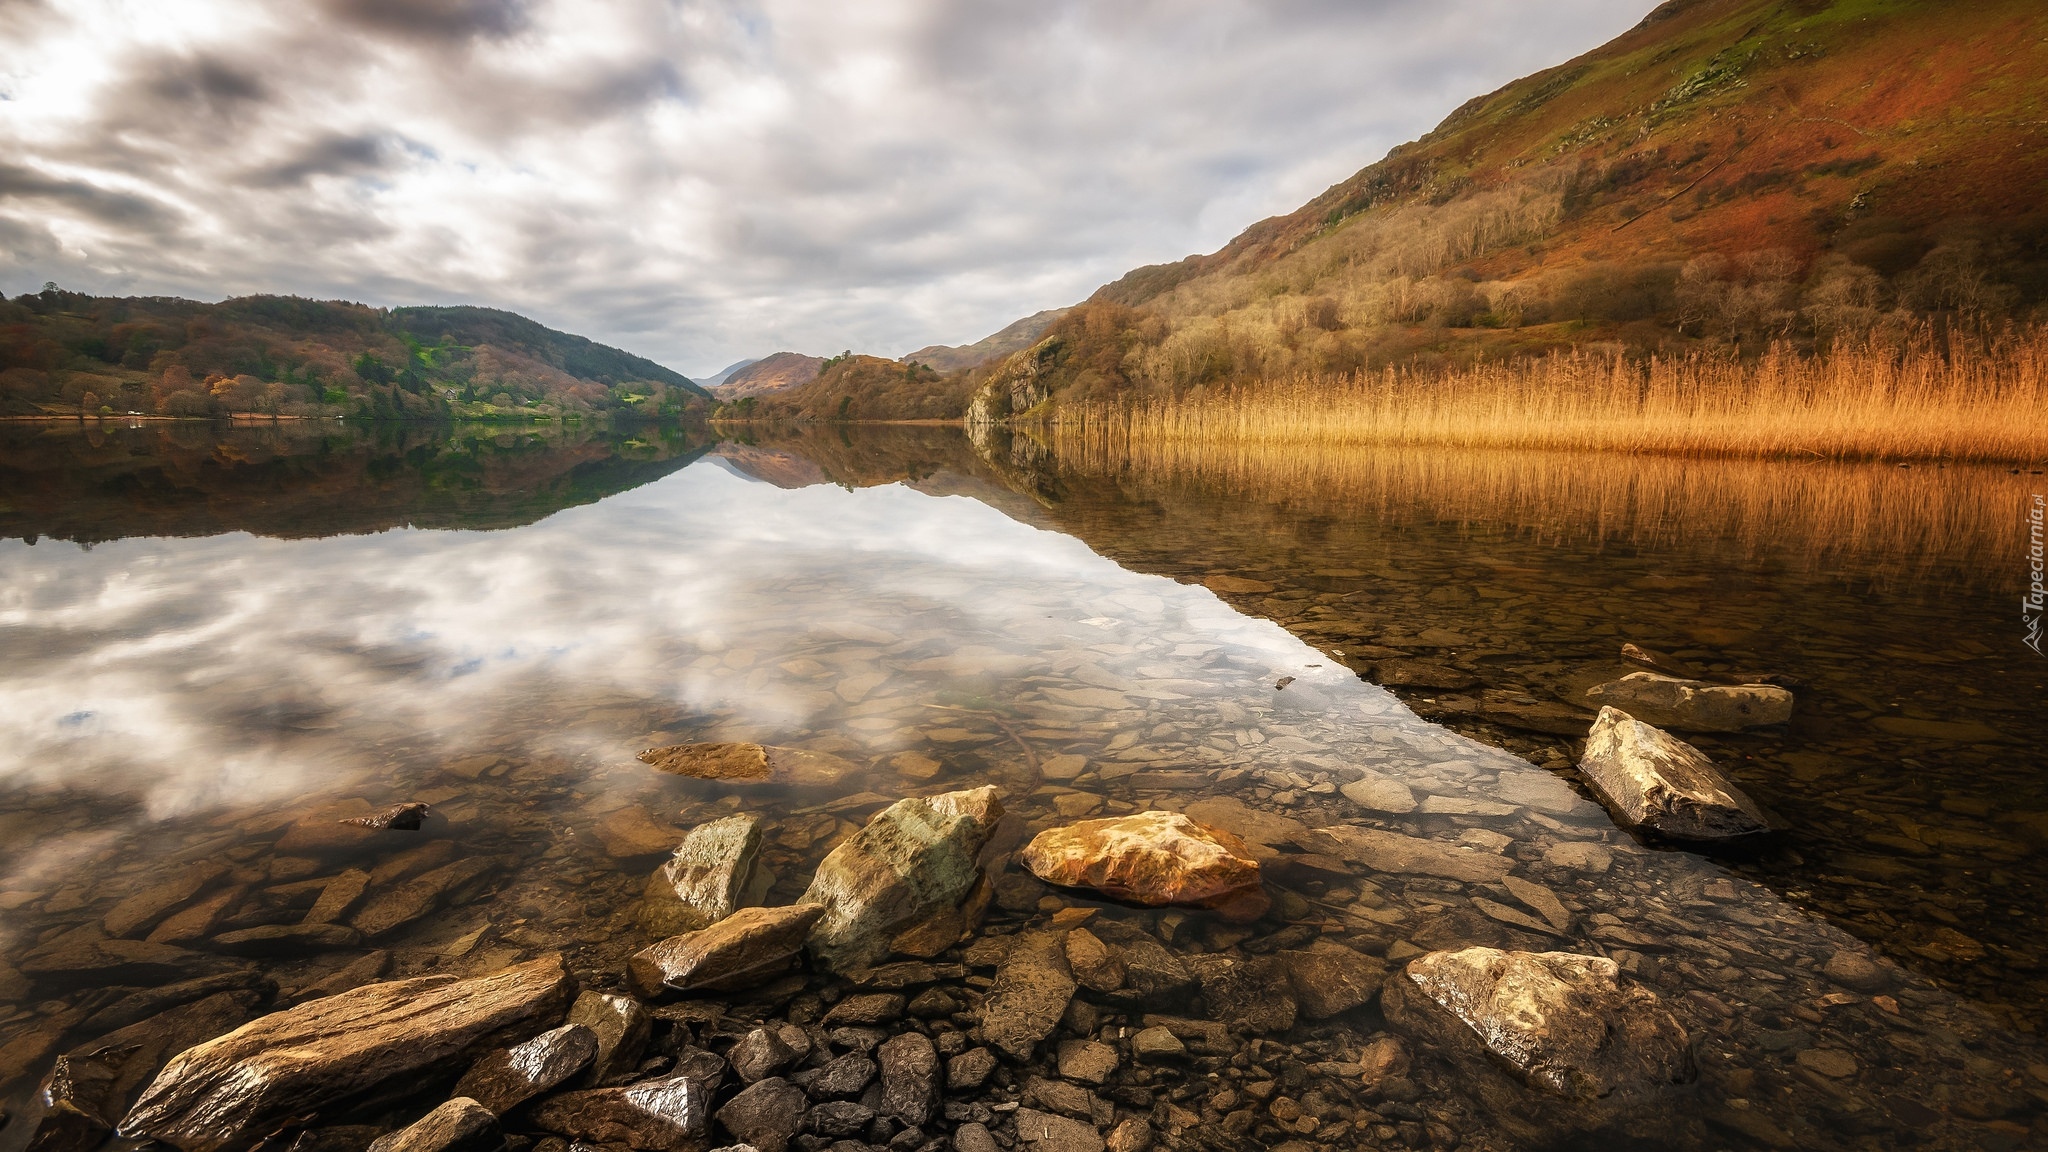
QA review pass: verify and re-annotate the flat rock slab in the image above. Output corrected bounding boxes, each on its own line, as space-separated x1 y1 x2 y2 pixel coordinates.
799 787 1003 974
1578 708 1768 840
1309 826 1512 884
1280 941 1388 1019
120 955 574 1152
980 932 1075 1061
528 1069 711 1152
1384 947 1694 1143
1014 1106 1105 1152
1339 772 1417 815
636 742 859 787
629 905 825 997
1584 672 1793 732
1020 811 1268 923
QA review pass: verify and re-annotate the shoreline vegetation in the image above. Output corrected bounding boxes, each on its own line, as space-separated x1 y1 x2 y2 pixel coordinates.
1045 327 2048 466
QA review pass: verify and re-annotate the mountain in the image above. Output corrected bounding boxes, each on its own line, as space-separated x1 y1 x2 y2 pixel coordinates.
700 357 761 387
745 353 976 422
901 308 1071 373
0 290 707 421
712 352 827 400
959 0 2048 415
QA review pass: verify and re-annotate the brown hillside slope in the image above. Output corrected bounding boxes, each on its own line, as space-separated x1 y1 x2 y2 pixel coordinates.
967 0 2048 412
903 308 1070 373
712 351 826 399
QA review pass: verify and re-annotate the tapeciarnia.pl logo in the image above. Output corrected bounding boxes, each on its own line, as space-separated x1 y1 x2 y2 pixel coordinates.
2027 493 2045 656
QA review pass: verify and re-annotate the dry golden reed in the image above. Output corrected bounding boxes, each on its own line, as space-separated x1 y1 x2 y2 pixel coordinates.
1054 327 2048 464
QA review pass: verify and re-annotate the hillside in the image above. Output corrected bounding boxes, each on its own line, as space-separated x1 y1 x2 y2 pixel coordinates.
712 351 826 400
902 308 1070 373
0 290 708 421
742 353 977 422
955 0 2048 417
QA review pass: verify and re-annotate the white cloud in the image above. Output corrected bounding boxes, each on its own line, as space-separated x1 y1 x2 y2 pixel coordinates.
0 0 1649 376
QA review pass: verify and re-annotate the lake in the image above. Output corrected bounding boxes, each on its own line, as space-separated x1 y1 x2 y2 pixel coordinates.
1 420 2044 1151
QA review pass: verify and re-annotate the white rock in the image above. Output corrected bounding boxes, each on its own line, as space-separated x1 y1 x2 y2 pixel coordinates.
1577 708 1767 840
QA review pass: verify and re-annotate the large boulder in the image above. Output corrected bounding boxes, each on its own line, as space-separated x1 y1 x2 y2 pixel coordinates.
1019 812 1267 923
798 787 1004 974
1383 947 1694 1144
1584 672 1792 732
120 955 574 1152
627 905 825 998
640 815 762 937
1577 708 1768 840
636 742 858 788
527 1069 712 1152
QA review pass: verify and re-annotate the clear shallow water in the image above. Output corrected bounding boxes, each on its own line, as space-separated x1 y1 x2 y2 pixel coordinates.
1 423 2045 1152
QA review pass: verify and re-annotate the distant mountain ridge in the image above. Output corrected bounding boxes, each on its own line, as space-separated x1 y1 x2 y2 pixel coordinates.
712 351 827 399
902 308 1070 373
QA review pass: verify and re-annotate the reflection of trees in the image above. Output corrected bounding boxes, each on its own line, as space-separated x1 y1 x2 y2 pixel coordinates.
0 422 716 544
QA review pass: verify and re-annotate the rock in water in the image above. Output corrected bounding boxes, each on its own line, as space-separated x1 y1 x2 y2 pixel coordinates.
1577 708 1768 840
28 990 266 1152
1280 941 1388 1019
636 742 858 788
1383 947 1694 1144
627 905 825 997
1182 955 1294 1034
1019 812 1267 923
120 955 574 1152
1583 672 1792 732
798 787 1003 974
980 932 1075 1061
364 1098 499 1152
527 1069 711 1152
712 1077 805 1152
640 816 762 937
452 1024 597 1114
341 803 431 831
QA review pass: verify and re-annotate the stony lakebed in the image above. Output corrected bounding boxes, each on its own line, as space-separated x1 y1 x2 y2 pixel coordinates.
0 426 2045 1152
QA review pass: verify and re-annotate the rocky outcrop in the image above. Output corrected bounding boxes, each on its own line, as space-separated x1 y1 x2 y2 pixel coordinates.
964 335 1063 428
627 905 825 997
799 787 1004 974
451 1023 597 1115
120 955 575 1152
639 815 761 937
1019 812 1267 923
1383 947 1694 1144
527 1069 711 1152
1584 672 1793 732
636 742 860 788
1577 708 1768 839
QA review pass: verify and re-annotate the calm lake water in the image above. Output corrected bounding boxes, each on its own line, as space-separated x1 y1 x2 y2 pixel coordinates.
1 420 2044 1151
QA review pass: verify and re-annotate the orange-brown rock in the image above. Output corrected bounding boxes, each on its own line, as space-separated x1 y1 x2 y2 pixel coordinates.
1020 811 1268 922
635 742 857 788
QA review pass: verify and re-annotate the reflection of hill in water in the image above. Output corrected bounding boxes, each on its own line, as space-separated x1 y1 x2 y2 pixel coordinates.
0 422 715 543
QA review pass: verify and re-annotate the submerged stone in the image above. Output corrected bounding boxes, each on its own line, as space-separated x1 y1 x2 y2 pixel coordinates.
980 932 1075 1061
1577 708 1768 840
1019 811 1267 922
1584 672 1793 732
798 787 1003 974
636 742 859 788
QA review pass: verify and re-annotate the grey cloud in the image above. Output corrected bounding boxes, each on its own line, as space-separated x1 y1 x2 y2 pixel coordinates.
244 132 401 188
0 161 179 227
320 0 528 44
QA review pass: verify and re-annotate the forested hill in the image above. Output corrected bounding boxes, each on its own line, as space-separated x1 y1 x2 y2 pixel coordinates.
0 289 708 420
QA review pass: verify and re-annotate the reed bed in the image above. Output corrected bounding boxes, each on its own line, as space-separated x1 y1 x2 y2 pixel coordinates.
1053 328 2048 464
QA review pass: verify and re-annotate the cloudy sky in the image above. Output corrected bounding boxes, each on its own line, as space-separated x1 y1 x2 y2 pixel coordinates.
0 0 1648 378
